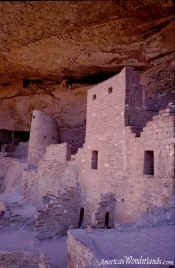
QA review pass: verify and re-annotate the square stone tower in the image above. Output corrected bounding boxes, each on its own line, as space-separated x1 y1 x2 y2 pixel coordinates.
85 66 142 175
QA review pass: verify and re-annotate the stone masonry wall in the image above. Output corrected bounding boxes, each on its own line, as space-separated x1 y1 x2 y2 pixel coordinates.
0 251 50 268
75 67 131 225
28 110 59 164
43 143 71 162
21 141 82 239
75 67 175 226
124 107 175 218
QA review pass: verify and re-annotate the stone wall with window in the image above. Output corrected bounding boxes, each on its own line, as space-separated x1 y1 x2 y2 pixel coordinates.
75 67 175 226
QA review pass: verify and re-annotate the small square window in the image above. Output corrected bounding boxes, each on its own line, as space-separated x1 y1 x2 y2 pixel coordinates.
92 94 96 100
108 87 113 94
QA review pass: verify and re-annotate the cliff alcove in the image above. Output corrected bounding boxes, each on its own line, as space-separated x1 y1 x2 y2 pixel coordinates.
0 0 174 134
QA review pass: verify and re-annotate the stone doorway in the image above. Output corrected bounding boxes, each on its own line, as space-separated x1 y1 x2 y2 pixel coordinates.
78 208 84 228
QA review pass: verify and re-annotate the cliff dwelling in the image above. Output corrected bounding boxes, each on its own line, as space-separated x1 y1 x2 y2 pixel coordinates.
0 1 174 268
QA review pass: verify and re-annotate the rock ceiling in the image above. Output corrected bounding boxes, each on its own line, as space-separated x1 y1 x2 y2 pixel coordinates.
0 0 174 83
0 0 174 130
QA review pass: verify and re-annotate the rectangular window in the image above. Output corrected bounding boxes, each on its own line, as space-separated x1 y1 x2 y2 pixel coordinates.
144 151 154 175
92 94 96 100
108 87 113 94
91 150 98 169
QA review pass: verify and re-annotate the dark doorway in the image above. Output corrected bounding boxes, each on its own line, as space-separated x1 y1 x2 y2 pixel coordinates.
144 151 154 175
14 131 30 144
23 79 30 88
78 208 84 228
104 212 110 228
0 130 30 146
91 150 98 170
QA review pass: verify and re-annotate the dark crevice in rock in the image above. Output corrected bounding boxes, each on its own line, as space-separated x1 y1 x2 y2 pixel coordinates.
142 20 170 40
149 50 175 62
0 82 11 87
23 79 30 88
65 71 119 86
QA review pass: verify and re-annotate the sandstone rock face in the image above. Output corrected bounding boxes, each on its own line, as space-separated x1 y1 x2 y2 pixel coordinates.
0 0 174 134
0 251 50 268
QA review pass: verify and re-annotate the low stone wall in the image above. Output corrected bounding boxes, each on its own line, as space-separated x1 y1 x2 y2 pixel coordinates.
67 230 100 268
35 185 82 240
116 194 175 231
0 251 50 268
0 197 36 230
43 143 71 162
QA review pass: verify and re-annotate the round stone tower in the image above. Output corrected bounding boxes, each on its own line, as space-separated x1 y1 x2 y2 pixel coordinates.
28 110 59 164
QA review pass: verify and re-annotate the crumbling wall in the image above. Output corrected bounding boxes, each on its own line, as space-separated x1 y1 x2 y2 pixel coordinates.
59 124 86 154
124 107 175 219
28 110 59 164
0 158 26 193
35 186 81 239
21 142 82 239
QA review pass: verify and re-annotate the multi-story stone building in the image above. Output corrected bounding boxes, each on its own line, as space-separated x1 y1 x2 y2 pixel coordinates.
74 66 175 227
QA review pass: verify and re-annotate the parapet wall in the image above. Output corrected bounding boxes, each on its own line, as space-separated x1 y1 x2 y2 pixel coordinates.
43 143 71 162
28 110 59 164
